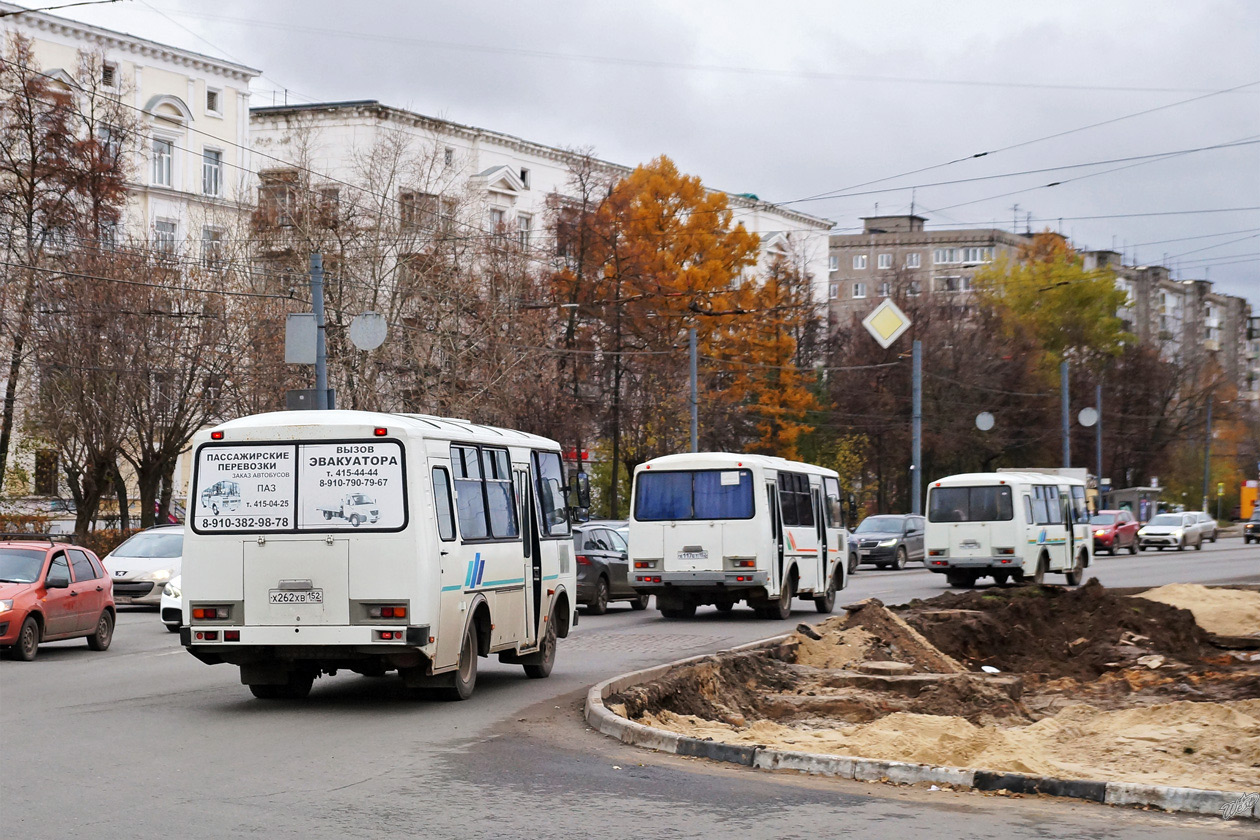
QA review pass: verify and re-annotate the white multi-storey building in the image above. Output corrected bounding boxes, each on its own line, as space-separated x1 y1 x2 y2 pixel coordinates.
0 1 260 255
249 100 834 302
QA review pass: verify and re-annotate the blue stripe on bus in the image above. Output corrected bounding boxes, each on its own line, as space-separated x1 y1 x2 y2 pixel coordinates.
480 577 526 587
542 573 559 581
441 584 462 592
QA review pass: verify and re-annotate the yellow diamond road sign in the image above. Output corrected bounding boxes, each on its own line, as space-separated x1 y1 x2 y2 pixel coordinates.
861 299 912 349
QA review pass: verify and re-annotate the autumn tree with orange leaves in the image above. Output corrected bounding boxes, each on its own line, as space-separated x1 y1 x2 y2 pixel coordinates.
551 155 820 516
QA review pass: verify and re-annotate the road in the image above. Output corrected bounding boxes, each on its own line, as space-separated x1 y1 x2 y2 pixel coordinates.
3 539 1257 838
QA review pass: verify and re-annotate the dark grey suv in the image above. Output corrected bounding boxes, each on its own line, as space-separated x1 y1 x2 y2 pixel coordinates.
574 521 649 614
853 514 925 570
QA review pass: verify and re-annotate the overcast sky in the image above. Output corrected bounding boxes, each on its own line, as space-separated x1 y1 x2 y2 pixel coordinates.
42 0 1260 305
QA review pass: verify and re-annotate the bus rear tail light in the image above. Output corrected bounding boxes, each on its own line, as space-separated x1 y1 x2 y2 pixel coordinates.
732 560 755 568
368 605 407 619
194 630 219 641
193 606 230 620
377 630 403 641
224 630 240 642
636 575 662 583
576 555 592 565
928 549 947 557
996 547 1015 555
634 561 656 569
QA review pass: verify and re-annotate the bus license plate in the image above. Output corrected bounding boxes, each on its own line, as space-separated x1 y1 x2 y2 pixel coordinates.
269 589 324 605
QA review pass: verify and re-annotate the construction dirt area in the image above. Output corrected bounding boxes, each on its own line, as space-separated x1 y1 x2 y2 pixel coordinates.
608 581 1260 792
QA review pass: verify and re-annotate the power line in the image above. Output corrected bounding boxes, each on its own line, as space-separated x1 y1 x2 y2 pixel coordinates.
0 0 119 18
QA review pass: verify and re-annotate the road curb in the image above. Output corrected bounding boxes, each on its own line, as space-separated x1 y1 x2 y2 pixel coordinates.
583 638 1258 821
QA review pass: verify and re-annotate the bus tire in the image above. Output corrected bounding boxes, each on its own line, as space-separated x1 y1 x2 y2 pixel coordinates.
441 623 478 701
1033 553 1048 584
813 572 836 614
992 572 1010 586
847 552 859 574
659 603 697 620
945 571 975 588
249 670 314 700
714 601 735 613
1064 551 1084 586
522 613 556 679
757 575 795 620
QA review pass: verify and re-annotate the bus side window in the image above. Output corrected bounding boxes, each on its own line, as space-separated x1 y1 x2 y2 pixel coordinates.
432 467 456 541
452 445 489 540
1024 495 1034 525
823 477 842 528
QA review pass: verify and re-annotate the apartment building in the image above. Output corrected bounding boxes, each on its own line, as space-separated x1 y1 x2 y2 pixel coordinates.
1083 250 1258 400
827 214 1032 325
0 1 260 255
249 100 834 302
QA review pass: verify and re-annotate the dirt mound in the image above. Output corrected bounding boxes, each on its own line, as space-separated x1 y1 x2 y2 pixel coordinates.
899 578 1212 681
1136 584 1260 638
609 650 797 726
792 599 964 674
644 698 1260 791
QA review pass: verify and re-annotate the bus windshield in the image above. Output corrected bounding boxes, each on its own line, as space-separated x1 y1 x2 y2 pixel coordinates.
635 469 753 521
928 485 1013 523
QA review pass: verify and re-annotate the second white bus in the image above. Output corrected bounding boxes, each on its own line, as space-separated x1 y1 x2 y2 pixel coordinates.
924 471 1093 587
627 452 850 619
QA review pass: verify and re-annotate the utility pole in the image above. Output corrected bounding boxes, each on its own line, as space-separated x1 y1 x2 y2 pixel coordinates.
1202 397 1212 513
1060 359 1070 468
311 253 329 410
1095 382 1103 501
689 327 698 453
911 339 922 515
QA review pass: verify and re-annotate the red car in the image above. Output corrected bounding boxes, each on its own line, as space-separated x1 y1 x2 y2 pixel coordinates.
1090 509 1140 555
0 538 115 661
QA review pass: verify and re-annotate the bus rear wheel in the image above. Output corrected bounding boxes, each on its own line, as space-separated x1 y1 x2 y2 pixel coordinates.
441 623 479 701
756 576 795 620
945 570 976 588
249 670 314 700
813 572 836 614
522 614 556 679
659 603 697 619
1064 551 1084 586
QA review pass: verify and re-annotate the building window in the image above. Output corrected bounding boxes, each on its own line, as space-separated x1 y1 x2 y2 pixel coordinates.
34 449 58 495
258 173 298 226
852 255 867 270
202 227 224 270
151 137 173 187
829 282 838 300
205 88 221 115
907 280 921 296
906 252 921 269
877 253 892 269
878 281 891 297
489 207 506 232
937 276 971 293
153 219 177 256
202 149 222 196
517 213 532 249
101 62 116 88
443 147 454 166
933 248 959 264
852 282 867 299
829 255 839 271
520 167 530 189
962 246 993 263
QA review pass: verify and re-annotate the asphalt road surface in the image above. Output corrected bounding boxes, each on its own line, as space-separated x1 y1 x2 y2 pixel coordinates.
4 539 1257 839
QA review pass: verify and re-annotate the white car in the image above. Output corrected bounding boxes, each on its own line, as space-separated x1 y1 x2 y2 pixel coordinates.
1137 513 1203 552
103 525 184 605
160 574 181 633
1186 511 1219 544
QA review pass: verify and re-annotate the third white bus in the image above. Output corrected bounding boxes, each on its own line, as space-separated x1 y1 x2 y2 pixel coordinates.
627 452 850 619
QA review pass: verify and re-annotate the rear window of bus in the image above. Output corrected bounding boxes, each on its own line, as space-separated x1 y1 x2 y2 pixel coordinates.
928 485 1013 523
635 469 753 521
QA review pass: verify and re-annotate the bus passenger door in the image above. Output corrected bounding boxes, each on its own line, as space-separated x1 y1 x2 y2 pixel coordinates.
812 486 826 593
767 482 784 591
518 468 541 647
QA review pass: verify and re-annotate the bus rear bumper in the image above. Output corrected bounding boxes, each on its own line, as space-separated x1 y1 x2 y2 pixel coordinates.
925 558 1025 573
630 570 769 590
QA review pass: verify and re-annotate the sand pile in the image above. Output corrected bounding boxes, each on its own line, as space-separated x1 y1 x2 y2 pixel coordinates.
1135 584 1260 638
791 599 964 674
641 698 1260 791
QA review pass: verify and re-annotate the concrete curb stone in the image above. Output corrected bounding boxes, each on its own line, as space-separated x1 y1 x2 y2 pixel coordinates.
583 636 1257 821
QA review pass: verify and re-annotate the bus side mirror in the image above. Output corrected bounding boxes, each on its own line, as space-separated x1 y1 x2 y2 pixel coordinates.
568 472 591 509
847 494 858 525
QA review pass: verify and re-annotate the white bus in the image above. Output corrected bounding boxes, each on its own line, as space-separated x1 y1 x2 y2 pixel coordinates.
924 471 1092 588
627 452 850 619
180 410 584 700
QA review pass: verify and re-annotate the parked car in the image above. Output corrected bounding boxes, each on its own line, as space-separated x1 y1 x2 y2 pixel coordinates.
103 525 184 606
1187 511 1219 543
1090 509 1139 555
573 521 648 614
845 529 860 574
1245 509 1260 544
852 514 925 570
0 537 115 661
160 574 181 633
1137 513 1203 551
